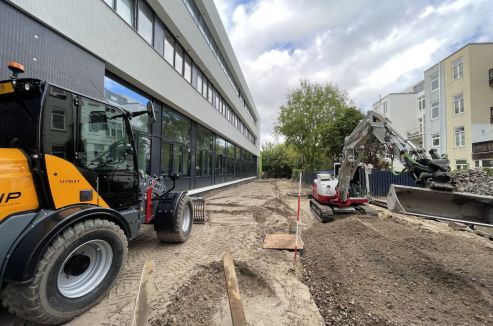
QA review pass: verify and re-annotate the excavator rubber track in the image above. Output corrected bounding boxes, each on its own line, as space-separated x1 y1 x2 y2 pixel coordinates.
310 199 334 223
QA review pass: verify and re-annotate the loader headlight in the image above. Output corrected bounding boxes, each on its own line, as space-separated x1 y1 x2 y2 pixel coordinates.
24 83 30 91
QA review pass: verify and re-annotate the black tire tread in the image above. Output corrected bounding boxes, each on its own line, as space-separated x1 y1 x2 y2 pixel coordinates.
156 195 193 243
2 219 127 325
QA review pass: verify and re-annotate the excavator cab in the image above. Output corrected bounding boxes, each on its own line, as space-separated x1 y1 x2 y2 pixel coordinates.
334 163 370 199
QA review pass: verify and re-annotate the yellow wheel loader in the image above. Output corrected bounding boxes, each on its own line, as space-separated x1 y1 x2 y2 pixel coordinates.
0 62 193 324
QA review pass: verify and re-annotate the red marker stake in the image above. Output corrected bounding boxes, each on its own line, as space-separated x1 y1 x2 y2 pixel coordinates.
294 171 302 262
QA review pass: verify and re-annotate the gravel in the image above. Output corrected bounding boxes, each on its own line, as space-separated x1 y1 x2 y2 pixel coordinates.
452 169 493 196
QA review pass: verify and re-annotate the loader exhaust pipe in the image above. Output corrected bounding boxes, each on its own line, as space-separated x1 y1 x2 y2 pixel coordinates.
387 185 493 227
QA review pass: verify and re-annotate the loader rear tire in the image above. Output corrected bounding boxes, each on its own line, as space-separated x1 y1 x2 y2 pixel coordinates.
156 195 193 243
2 219 127 325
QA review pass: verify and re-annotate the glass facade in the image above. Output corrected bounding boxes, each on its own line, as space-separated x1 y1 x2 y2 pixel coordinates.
101 0 257 146
104 75 257 190
100 0 258 189
182 0 257 124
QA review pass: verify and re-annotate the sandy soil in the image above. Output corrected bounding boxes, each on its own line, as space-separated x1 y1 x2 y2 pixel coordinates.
302 211 493 325
3 179 492 326
1 179 321 326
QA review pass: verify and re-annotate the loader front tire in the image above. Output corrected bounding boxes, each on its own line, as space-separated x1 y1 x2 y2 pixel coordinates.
156 195 193 243
3 219 127 325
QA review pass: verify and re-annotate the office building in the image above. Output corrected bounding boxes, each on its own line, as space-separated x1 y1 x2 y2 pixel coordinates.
0 0 260 190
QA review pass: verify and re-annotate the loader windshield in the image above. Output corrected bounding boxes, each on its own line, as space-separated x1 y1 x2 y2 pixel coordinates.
0 80 43 151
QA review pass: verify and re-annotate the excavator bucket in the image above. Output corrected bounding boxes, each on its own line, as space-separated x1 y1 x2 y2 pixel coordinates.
387 185 493 227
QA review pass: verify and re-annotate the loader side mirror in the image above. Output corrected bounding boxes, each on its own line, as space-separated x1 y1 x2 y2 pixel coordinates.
147 101 156 125
168 172 181 181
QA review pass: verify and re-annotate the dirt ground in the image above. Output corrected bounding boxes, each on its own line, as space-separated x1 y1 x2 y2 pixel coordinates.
1 179 323 326
302 212 493 326
2 179 492 326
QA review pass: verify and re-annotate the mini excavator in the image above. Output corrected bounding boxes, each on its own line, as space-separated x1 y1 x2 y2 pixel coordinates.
310 110 493 227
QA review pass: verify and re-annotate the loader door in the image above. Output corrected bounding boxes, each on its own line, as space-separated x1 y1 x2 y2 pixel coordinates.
76 97 139 209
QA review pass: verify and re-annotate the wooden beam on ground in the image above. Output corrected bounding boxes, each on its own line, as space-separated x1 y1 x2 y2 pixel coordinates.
131 260 156 326
223 252 247 326
263 233 304 250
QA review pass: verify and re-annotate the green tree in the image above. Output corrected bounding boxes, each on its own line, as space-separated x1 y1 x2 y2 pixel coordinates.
261 142 300 178
361 134 390 170
275 79 356 171
322 106 364 162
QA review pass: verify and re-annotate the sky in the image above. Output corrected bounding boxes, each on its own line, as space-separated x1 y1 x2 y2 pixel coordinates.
212 0 493 145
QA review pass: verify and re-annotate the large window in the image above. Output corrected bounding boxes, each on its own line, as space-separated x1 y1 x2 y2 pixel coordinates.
431 100 439 119
184 55 192 83
417 96 425 111
174 44 184 75
482 160 493 168
431 72 439 92
215 137 226 176
432 134 440 147
137 0 153 44
197 69 203 93
196 125 213 177
162 107 191 177
116 0 135 26
164 30 174 65
207 81 213 103
456 159 467 171
104 76 151 133
226 142 235 176
452 57 463 80
455 126 465 147
161 142 171 175
162 108 191 144
453 93 464 114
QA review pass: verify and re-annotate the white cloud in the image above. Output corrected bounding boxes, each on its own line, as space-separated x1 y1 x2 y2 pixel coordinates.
214 0 493 145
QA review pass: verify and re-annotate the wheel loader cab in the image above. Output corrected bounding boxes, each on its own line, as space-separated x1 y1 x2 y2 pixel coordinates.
0 75 139 324
0 78 140 214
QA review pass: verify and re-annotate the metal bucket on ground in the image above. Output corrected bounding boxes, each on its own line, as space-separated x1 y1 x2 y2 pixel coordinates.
387 185 493 227
191 197 207 224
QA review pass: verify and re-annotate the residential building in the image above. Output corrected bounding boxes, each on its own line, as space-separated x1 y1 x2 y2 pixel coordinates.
372 89 417 142
407 81 425 147
0 0 260 190
423 62 448 156
424 43 493 169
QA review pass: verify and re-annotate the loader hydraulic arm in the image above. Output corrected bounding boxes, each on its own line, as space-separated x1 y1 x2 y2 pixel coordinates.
337 111 453 202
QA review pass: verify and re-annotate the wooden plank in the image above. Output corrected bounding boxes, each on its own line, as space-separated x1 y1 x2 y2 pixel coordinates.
263 233 304 250
131 260 156 326
223 252 247 326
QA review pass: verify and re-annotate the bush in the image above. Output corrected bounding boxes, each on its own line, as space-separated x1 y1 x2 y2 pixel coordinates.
261 142 300 179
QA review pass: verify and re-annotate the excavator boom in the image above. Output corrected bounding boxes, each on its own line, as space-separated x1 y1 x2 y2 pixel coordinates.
311 110 492 227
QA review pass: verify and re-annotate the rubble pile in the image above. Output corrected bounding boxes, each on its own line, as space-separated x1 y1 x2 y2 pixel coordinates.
452 169 493 196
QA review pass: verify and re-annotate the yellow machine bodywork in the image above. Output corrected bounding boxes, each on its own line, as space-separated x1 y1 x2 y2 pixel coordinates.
45 154 109 209
0 148 39 221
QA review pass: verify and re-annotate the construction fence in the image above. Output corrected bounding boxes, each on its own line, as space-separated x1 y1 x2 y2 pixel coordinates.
303 170 415 197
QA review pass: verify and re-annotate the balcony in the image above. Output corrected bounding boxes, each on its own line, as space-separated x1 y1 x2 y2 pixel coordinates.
407 128 422 138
